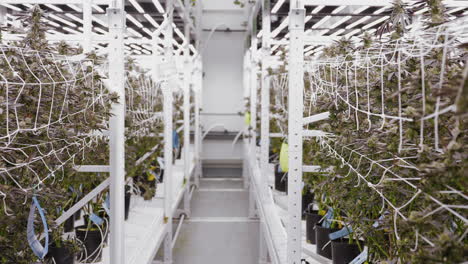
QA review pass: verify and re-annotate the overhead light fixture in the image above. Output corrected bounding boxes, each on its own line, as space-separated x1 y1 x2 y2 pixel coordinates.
63 27 81 34
345 28 360 38
331 6 346 14
329 16 352 29
312 16 330 29
127 14 144 28
92 4 105 13
311 5 324 14
94 27 107 34
345 16 371 29
144 14 159 28
49 14 77 28
362 16 389 29
129 0 145 13
128 28 143 38
43 18 61 28
152 0 165 14
65 13 83 23
271 0 285 14
447 7 466 14
1 4 22 12
142 28 153 36
67 4 82 12
93 17 108 27
329 28 345 36
373 7 388 15
45 4 63 12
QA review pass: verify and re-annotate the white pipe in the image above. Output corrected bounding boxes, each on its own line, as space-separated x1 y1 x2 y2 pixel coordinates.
171 213 186 249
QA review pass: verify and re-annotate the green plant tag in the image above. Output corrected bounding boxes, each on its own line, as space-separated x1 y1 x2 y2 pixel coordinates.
279 142 288 172
245 111 251 126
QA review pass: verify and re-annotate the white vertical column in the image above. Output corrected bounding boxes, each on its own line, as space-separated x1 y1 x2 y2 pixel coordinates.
250 37 258 153
248 27 258 218
259 1 271 262
163 0 174 262
287 4 305 264
193 59 202 187
107 6 126 264
82 0 92 53
183 0 192 217
260 0 271 183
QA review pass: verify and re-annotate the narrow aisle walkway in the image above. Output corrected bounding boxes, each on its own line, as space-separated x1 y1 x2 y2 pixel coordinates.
173 168 260 264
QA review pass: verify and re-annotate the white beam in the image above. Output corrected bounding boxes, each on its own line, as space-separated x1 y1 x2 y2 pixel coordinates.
0 0 110 4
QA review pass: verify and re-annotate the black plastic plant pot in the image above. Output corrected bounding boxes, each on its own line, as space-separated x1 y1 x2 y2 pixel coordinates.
315 225 340 259
274 164 287 192
302 191 315 219
47 243 74 264
331 238 361 264
159 169 164 183
74 209 81 220
305 210 321 244
75 226 103 262
125 192 131 220
63 216 74 233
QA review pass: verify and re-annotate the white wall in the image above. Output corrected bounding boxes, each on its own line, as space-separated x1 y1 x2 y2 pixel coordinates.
199 0 248 162
200 0 247 133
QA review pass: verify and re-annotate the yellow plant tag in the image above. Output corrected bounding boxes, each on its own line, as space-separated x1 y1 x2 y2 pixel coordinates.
147 171 156 181
244 112 251 126
279 142 288 172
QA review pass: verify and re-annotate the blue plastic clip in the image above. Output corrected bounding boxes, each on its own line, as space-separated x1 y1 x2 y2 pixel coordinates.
173 130 180 149
329 226 353 240
27 196 49 259
90 213 104 226
322 208 334 228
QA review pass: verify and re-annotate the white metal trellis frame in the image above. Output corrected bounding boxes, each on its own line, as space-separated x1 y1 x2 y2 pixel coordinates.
107 2 126 263
162 0 174 261
287 3 305 263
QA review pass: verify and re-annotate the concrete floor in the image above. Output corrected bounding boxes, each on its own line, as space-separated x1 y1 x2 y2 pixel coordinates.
172 170 260 264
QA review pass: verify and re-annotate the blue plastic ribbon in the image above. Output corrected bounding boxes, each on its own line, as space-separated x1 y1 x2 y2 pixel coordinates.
102 195 110 215
349 247 368 264
90 213 104 226
329 226 353 240
372 212 388 228
173 130 180 149
27 196 49 259
157 157 165 169
322 208 334 228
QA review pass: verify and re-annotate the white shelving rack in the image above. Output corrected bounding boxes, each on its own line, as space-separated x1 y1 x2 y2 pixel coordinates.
0 0 203 263
243 0 468 264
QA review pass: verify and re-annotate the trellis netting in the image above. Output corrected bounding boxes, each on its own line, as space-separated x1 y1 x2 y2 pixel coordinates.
299 18 467 262
0 45 113 195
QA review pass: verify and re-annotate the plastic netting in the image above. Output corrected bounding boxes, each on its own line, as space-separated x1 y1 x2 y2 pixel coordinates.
302 19 468 252
0 45 112 194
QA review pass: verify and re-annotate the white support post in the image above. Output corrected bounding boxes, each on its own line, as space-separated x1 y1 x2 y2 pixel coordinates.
287 3 305 264
259 1 271 262
163 0 174 261
250 38 258 154
249 26 258 219
107 6 126 264
82 0 92 53
182 0 192 217
193 58 202 187
260 0 271 185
